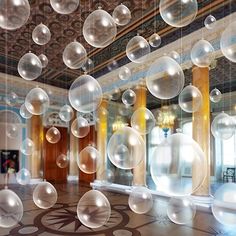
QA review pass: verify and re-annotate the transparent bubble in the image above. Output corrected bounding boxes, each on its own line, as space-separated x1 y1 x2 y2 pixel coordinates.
128 186 153 214
5 92 18 106
100 169 115 184
211 112 236 140
56 154 69 168
204 15 216 30
77 190 111 228
168 51 181 64
69 75 102 113
179 84 202 113
167 197 196 225
18 52 42 81
107 127 145 169
212 183 236 226
149 33 161 48
20 103 32 119
119 66 131 81
38 54 48 68
126 35 150 63
160 0 198 28
20 138 34 156
50 0 79 14
118 105 130 116
191 39 215 67
33 181 57 209
59 104 74 122
220 21 236 63
77 146 100 174
46 127 61 144
32 23 51 45
150 132 206 196
0 189 23 228
0 0 30 30
122 89 136 106
6 123 19 139
112 4 131 26
16 168 31 185
210 88 222 103
107 60 119 72
111 88 121 101
25 88 49 115
83 8 117 48
82 58 94 73
146 56 185 99
63 41 87 69
131 107 155 134
71 117 90 138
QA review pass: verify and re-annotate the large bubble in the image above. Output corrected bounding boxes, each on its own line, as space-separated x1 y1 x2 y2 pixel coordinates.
178 84 202 113
83 8 117 48
71 117 90 138
220 21 236 63
50 0 79 14
20 138 34 156
204 15 216 30
211 112 235 140
131 107 155 134
191 39 215 67
107 127 145 169
149 33 161 48
5 91 18 106
146 56 185 100
122 89 136 106
128 186 153 214
20 103 32 119
210 88 222 103
167 197 196 225
77 190 111 228
63 41 87 69
0 189 23 228
33 181 57 209
16 168 31 185
6 123 19 139
18 53 42 81
32 23 51 45
119 66 131 81
59 104 74 122
159 0 198 28
69 75 102 113
212 183 236 226
46 127 61 144
0 0 30 30
56 154 69 168
38 54 48 68
112 4 131 26
126 35 150 63
150 132 206 196
82 58 94 73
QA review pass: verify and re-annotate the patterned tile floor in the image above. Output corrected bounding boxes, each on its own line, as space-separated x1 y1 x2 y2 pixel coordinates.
0 182 235 236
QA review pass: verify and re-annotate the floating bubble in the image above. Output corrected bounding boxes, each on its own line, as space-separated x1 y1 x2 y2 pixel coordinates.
32 23 51 45
179 84 202 113
33 181 57 209
118 105 130 116
146 56 185 100
25 87 49 115
111 88 121 101
69 75 102 113
131 107 155 134
160 0 198 28
210 88 222 103
18 52 42 81
204 15 216 30
128 186 153 214
82 58 94 73
107 60 119 72
126 35 150 63
122 89 136 106
150 132 206 196
77 190 111 228
20 103 32 119
38 54 48 68
56 154 69 168
59 104 74 122
6 123 19 139
149 33 161 48
212 183 236 226
220 21 236 63
211 112 235 140
83 8 117 48
168 51 181 64
167 197 196 225
71 117 90 138
16 168 31 185
5 92 18 106
50 0 79 14
0 189 23 228
112 4 131 26
119 66 131 81
0 0 30 30
46 127 61 144
20 138 34 156
191 39 215 67
108 127 145 169
63 41 87 69
100 169 115 184
77 146 100 174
